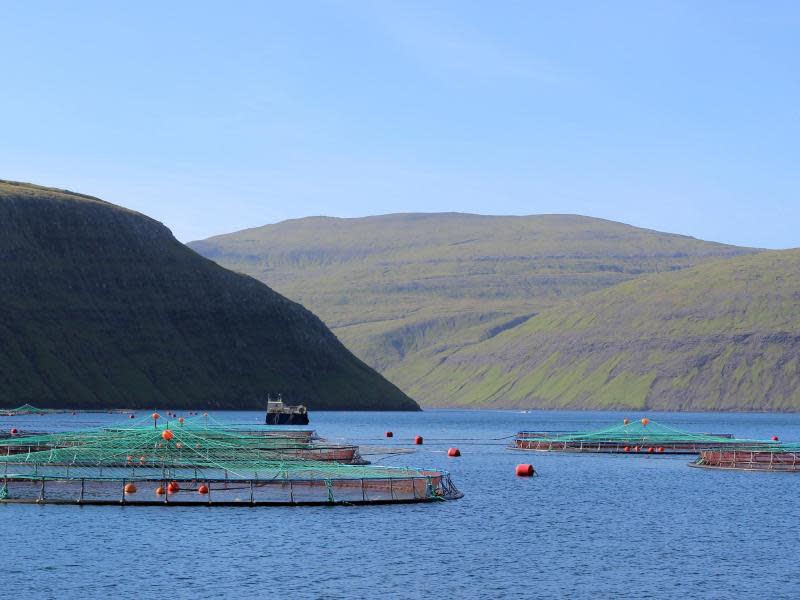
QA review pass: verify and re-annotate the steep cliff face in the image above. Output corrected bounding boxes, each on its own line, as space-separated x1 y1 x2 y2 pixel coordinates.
0 180 418 410
414 249 800 411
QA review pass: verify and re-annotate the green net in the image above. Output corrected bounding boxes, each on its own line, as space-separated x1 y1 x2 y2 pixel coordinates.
514 418 772 454
0 415 462 504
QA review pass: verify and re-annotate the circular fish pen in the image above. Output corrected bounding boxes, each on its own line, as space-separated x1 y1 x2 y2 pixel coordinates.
3 419 364 464
513 418 763 455
691 445 800 472
0 418 462 506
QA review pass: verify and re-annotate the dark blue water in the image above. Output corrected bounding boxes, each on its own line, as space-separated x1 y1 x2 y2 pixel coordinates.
2 409 799 599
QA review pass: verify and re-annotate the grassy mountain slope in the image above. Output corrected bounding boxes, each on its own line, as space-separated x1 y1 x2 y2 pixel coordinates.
418 249 800 411
190 213 757 401
0 180 417 410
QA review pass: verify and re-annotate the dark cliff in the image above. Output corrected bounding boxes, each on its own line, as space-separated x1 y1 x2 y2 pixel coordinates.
0 180 418 410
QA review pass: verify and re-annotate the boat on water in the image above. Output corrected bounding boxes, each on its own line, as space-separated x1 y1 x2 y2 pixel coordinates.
265 394 309 425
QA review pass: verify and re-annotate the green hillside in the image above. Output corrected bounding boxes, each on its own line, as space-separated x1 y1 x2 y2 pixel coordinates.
418 249 800 411
0 180 417 410
190 213 757 402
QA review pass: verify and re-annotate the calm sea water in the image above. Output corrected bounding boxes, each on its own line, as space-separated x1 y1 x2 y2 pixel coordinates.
2 409 799 599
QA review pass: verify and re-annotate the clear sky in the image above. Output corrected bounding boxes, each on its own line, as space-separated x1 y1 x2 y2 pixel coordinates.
1 1 798 247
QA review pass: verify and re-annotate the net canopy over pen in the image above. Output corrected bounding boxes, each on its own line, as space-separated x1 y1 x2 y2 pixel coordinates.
0 417 462 505
1 415 360 463
513 418 771 455
0 404 52 416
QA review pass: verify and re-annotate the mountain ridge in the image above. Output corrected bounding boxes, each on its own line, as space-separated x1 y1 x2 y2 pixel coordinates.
191 212 761 407
0 180 418 411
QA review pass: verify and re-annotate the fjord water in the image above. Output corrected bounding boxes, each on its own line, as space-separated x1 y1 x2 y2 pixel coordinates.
2 410 799 599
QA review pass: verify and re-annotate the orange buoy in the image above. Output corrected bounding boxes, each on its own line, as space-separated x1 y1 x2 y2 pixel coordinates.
623 446 630 452
167 481 180 494
155 486 166 496
178 417 185 425
414 435 423 445
385 431 393 438
447 448 461 457
515 464 535 477
10 428 18 435
161 429 174 441
772 435 779 441
641 418 649 426
152 412 160 421
647 447 654 453
124 483 137 495
623 419 630 425
657 447 665 453
198 484 209 495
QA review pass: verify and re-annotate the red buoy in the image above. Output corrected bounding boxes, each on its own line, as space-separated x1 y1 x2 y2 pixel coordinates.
641 418 649 426
623 419 630 425
772 435 779 441
414 435 423 445
447 447 461 457
657 447 665 453
623 446 630 452
9 428 18 435
161 429 174 441
198 484 209 495
167 481 180 494
515 464 535 477
385 431 393 438
152 412 160 421
647 447 654 453
124 483 137 495
178 417 185 425
155 486 166 496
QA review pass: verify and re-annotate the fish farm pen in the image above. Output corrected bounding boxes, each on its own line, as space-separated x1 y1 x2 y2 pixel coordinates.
0 416 462 506
691 445 800 472
512 418 768 455
0 403 130 416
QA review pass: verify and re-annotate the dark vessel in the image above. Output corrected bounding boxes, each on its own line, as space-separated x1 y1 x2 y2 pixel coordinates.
265 394 309 425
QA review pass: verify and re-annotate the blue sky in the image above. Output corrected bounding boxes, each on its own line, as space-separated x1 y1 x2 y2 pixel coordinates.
1 1 798 247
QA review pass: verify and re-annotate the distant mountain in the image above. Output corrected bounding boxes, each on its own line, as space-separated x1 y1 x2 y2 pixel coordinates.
190 213 758 404
415 249 800 411
0 180 417 410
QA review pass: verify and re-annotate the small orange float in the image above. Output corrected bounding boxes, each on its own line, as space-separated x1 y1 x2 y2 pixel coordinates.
124 483 137 495
161 429 174 441
515 464 535 477
447 448 461 457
